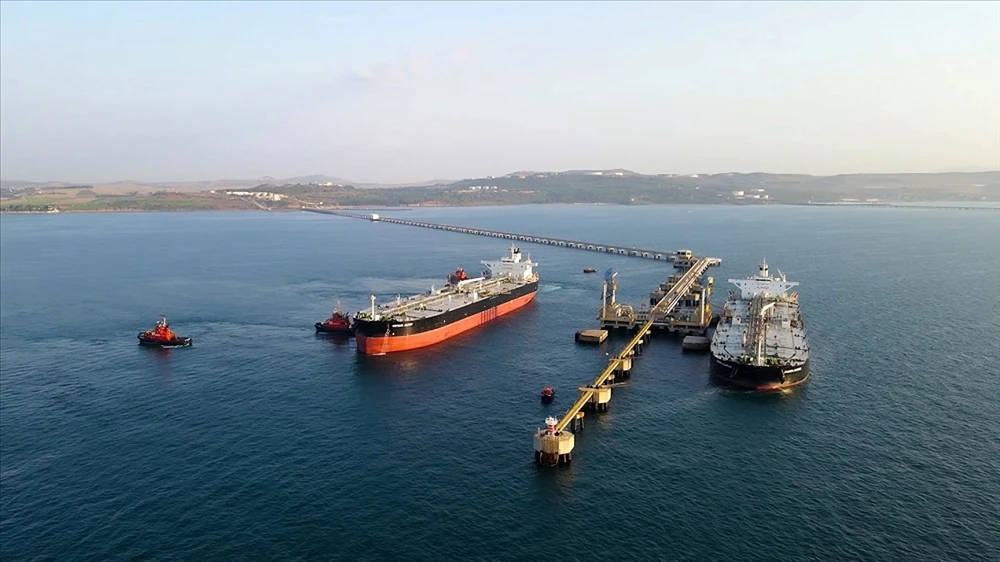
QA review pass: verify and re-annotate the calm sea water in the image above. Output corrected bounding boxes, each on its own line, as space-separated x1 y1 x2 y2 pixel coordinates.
2 205 998 561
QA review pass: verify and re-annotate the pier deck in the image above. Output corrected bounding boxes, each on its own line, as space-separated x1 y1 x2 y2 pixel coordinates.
306 208 723 465
552 257 716 432
305 209 722 264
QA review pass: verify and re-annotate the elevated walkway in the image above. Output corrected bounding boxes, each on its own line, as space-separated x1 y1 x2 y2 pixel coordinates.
305 209 722 265
534 257 718 465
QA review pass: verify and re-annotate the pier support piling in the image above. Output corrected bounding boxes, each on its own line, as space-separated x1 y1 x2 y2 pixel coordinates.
581 385 613 412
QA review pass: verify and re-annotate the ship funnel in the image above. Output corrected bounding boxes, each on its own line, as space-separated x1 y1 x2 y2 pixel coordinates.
759 258 768 277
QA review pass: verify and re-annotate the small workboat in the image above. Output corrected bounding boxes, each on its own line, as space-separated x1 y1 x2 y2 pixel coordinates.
137 316 192 348
583 267 596 273
448 266 469 285
315 302 353 335
541 386 555 403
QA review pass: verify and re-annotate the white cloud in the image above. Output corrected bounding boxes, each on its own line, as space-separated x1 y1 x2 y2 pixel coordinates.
450 44 472 64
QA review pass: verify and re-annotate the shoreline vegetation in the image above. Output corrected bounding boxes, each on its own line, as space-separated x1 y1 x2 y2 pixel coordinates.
2 170 997 214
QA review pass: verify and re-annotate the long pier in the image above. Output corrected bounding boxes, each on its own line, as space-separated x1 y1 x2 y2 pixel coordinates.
306 207 723 466
533 257 718 465
305 208 710 263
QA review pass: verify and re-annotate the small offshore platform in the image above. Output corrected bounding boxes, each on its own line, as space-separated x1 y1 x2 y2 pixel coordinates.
597 266 719 336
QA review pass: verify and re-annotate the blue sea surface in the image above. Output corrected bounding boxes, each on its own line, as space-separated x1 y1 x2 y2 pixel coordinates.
1 205 998 561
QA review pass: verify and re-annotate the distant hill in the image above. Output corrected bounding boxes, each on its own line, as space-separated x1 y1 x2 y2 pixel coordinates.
0 174 455 193
3 170 997 205
438 170 1000 204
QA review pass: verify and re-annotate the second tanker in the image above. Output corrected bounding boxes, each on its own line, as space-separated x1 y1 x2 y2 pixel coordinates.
709 259 810 390
354 245 539 354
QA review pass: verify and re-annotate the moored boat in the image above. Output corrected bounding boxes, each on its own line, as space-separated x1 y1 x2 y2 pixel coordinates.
448 267 469 285
137 316 192 348
315 302 353 335
353 245 539 355
541 386 555 402
709 259 810 390
583 267 596 273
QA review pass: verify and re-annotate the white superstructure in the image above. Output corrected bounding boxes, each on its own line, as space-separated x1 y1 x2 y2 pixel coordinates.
481 245 538 282
710 259 810 369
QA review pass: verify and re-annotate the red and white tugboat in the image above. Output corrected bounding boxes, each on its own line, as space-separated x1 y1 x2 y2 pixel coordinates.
137 316 192 348
315 302 353 335
448 267 469 285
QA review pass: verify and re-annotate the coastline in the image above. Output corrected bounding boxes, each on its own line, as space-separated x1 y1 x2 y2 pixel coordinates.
4 201 998 216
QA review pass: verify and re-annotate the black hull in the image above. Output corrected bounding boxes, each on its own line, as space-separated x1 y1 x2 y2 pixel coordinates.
137 334 192 348
710 354 809 390
314 323 353 335
354 281 538 338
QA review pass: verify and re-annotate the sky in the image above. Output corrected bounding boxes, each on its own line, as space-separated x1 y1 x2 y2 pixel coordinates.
1 1 998 183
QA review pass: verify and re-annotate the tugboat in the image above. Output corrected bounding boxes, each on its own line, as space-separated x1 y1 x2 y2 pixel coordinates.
541 386 555 403
315 302 353 335
583 267 596 273
137 316 192 348
448 266 469 285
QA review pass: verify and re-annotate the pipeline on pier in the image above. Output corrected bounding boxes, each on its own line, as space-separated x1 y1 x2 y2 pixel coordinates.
304 208 723 466
533 257 718 466
305 208 720 265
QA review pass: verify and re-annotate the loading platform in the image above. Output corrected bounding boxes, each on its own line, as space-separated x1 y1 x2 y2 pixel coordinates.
305 208 718 264
598 271 718 335
304 208 723 465
534 257 719 465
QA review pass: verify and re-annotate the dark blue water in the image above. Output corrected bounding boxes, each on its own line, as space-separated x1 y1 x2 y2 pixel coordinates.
2 206 998 561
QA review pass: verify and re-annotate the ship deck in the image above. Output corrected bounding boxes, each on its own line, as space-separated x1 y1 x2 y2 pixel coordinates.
711 299 809 363
361 276 532 322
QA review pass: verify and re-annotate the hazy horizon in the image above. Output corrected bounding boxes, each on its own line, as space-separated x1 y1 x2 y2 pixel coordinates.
3 167 1000 188
2 1 998 184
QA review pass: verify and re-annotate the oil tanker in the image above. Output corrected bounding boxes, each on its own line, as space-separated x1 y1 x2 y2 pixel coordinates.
353 245 539 354
709 259 810 390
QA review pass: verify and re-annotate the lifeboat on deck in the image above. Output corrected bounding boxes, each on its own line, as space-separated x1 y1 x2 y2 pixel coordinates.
448 267 469 285
137 316 192 348
315 302 353 335
541 386 555 403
